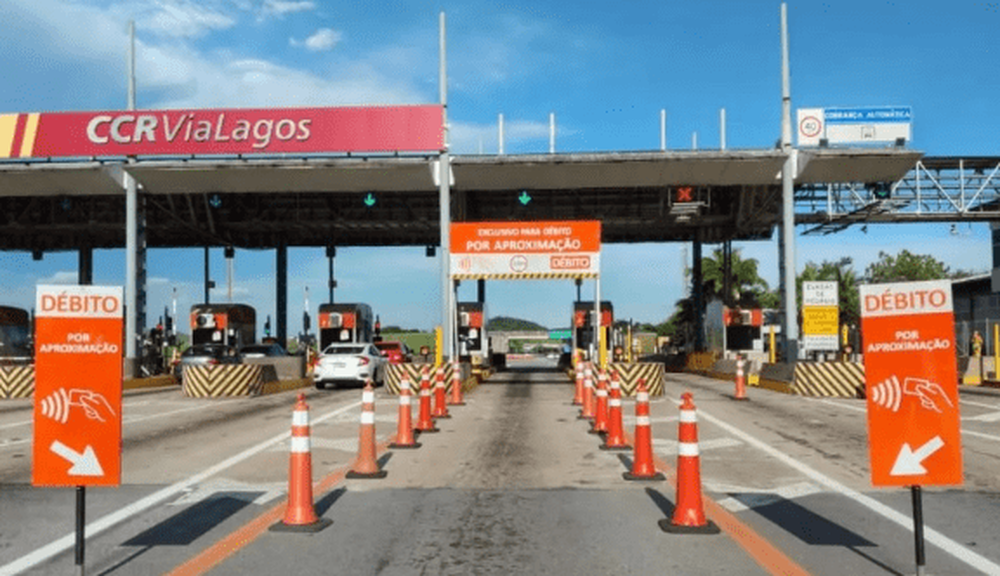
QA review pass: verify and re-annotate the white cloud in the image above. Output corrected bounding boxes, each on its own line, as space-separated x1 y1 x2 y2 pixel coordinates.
290 28 342 52
38 271 80 285
136 0 236 38
259 0 315 21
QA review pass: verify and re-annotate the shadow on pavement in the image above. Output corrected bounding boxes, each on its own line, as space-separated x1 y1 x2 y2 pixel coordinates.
97 495 254 574
315 487 347 516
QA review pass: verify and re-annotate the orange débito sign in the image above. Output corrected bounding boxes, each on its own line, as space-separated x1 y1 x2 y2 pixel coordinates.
450 220 601 278
859 280 962 487
32 285 123 487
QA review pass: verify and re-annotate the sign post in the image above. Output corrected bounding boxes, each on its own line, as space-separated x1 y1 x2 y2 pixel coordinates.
33 285 124 575
860 279 963 576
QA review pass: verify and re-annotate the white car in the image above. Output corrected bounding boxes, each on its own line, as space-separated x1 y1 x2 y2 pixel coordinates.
313 343 385 389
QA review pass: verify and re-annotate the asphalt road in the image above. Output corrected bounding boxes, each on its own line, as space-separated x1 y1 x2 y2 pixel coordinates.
3 358 1000 575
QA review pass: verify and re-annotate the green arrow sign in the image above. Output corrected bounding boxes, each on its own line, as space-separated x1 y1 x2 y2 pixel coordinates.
518 191 532 205
363 193 376 207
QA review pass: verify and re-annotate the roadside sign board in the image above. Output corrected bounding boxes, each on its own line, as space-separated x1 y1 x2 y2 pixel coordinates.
860 280 963 487
450 220 601 279
33 285 123 487
797 106 912 147
803 281 839 351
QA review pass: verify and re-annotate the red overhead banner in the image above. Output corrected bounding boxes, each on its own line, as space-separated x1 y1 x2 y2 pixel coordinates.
0 105 443 159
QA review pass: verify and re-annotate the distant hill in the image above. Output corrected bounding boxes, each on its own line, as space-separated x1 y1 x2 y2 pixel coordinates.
486 316 547 332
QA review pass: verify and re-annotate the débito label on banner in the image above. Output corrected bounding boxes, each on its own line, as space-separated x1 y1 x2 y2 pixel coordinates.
859 280 962 487
33 285 124 487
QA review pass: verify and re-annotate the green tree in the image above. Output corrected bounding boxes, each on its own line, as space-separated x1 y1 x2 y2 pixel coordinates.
698 247 770 307
864 250 952 283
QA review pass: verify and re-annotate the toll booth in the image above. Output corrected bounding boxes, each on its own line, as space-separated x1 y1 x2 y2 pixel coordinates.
457 302 490 367
723 306 763 351
573 301 613 361
0 306 32 365
190 304 256 347
318 303 374 349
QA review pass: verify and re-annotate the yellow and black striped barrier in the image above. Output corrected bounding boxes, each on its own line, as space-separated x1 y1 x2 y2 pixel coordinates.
385 363 479 396
792 361 865 398
608 362 665 397
182 364 269 397
0 365 34 399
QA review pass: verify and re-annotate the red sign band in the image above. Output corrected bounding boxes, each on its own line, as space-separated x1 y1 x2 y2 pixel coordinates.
1 105 443 159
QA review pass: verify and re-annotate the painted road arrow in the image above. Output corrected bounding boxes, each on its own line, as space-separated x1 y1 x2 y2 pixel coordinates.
890 436 944 476
50 441 104 476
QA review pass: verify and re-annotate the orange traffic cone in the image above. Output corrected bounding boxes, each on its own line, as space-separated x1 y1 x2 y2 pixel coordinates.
572 363 584 406
579 364 595 420
660 392 720 534
432 364 451 419
590 369 609 435
623 380 665 481
346 381 388 479
734 355 748 401
601 370 630 451
270 394 332 532
415 365 439 433
389 375 421 449
449 359 466 405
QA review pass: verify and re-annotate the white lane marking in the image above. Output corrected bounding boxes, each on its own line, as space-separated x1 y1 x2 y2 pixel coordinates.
0 398 197 431
0 404 237 451
717 481 824 513
0 399 363 576
652 437 744 452
267 436 359 453
121 403 223 425
688 398 1000 575
169 478 287 507
959 398 1000 410
816 397 1000 443
965 411 1000 423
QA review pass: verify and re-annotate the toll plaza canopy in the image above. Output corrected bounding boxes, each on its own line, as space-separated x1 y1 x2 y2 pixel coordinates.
0 148 920 252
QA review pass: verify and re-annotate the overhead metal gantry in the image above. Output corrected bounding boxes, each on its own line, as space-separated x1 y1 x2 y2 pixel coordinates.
799 156 1000 234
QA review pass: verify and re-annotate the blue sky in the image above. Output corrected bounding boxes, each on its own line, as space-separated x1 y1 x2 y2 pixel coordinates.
1 0 997 333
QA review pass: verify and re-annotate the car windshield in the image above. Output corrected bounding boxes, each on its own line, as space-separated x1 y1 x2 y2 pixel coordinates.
183 345 233 358
323 345 366 355
241 345 277 355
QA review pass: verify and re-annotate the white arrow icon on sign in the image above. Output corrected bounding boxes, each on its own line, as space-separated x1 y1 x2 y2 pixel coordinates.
50 441 104 476
890 436 945 476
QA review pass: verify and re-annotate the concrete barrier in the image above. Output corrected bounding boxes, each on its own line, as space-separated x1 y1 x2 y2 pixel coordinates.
608 362 665 396
0 365 34 399
244 356 305 380
182 364 268 397
385 362 477 396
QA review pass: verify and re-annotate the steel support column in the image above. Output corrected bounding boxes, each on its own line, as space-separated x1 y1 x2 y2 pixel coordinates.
276 244 288 346
326 245 336 304
477 279 485 303
78 248 92 286
779 3 799 361
439 12 453 362
693 235 703 352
